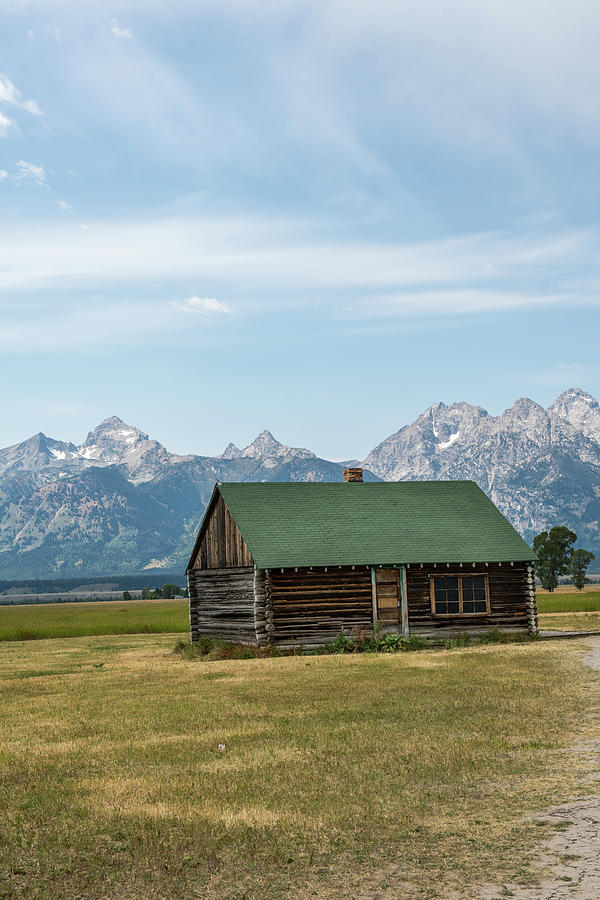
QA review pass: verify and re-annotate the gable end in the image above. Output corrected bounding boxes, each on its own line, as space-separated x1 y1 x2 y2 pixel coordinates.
187 486 253 571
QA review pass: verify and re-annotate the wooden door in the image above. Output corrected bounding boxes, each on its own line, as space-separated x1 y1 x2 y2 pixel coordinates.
374 568 400 631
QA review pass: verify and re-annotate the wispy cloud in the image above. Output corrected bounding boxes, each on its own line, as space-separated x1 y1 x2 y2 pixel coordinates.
16 160 48 188
173 296 233 314
57 199 72 212
110 19 132 39
0 214 596 325
0 214 590 293
0 74 44 119
0 111 14 137
348 289 570 320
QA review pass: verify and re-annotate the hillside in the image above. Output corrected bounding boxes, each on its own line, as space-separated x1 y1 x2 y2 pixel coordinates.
1 388 600 576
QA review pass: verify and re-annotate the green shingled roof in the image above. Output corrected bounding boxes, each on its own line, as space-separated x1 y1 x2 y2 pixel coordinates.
215 480 535 568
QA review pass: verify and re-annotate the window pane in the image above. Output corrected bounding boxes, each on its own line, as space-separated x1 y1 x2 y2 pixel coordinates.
474 576 486 590
435 600 447 614
462 577 474 591
447 589 459 604
474 600 487 613
447 577 459 589
447 600 460 613
435 584 447 601
462 586 474 603
475 589 486 603
462 600 475 613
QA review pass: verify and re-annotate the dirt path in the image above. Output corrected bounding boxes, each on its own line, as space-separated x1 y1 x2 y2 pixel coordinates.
357 641 600 900
477 639 600 900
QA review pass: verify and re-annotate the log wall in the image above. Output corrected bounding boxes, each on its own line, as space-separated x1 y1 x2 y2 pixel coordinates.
189 493 253 570
254 566 269 646
188 566 255 643
188 559 536 647
406 562 532 637
268 566 373 648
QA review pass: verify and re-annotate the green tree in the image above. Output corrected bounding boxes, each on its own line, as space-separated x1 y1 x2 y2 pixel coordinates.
569 548 595 590
533 526 577 592
122 590 133 602
161 583 183 599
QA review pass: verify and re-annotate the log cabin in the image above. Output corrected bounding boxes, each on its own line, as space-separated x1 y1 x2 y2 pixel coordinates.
186 468 538 648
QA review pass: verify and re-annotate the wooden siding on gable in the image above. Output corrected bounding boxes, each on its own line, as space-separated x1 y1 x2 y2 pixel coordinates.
190 493 253 570
406 562 530 637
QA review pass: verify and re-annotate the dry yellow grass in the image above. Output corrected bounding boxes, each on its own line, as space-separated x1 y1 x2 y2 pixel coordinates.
0 633 598 899
539 611 600 632
537 583 600 593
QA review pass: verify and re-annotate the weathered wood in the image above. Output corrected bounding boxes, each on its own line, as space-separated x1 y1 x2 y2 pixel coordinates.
188 566 255 643
526 565 538 634
189 493 253 570
268 566 372 647
188 559 534 647
407 562 531 636
253 566 269 646
400 565 409 637
375 568 400 630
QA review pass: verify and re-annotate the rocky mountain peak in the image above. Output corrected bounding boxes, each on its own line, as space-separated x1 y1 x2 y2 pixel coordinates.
219 442 242 460
243 430 280 455
78 417 152 463
505 396 546 415
548 388 600 443
240 430 316 460
500 397 548 428
3 388 600 578
552 387 597 408
0 432 82 476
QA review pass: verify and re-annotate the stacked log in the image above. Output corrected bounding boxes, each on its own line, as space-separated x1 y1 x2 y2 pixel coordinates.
253 566 269 646
268 566 372 649
406 562 532 638
526 564 539 634
188 566 255 643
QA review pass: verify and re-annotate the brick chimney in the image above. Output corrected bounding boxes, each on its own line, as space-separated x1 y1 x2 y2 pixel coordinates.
344 467 363 483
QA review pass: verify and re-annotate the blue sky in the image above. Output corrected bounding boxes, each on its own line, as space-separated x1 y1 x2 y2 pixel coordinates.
1 0 600 459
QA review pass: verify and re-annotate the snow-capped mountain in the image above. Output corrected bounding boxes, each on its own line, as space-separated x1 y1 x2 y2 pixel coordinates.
0 422 357 577
363 389 600 551
0 432 84 478
77 416 192 483
1 388 600 578
363 391 600 482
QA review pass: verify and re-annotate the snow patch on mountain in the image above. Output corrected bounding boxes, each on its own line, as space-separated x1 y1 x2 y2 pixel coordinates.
2 389 600 576
439 430 460 449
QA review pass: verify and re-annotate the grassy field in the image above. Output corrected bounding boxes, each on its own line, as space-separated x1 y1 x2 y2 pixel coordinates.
0 597 188 641
0 633 598 899
537 589 600 614
1 589 599 645
538 610 600 632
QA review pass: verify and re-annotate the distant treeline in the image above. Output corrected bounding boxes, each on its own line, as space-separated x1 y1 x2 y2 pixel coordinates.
0 572 186 596
0 594 139 607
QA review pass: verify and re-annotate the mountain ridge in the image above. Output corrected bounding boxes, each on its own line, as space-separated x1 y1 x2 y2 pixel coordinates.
1 387 599 577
